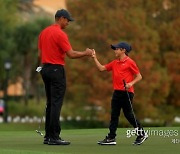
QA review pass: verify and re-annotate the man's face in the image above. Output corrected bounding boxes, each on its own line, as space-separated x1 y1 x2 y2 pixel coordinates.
58 17 70 29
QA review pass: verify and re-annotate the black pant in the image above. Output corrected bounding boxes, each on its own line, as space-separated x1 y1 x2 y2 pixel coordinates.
41 64 66 140
108 90 143 139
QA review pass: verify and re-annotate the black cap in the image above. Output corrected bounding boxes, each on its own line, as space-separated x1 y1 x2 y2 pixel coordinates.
55 9 74 21
111 42 132 53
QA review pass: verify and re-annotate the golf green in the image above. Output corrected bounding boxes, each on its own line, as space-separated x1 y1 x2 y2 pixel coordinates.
0 126 179 154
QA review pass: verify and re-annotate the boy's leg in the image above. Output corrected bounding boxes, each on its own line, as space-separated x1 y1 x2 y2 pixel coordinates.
98 91 121 145
122 92 148 145
122 92 143 131
108 91 121 139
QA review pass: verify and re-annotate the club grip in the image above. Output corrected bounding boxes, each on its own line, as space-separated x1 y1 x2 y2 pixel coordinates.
123 79 126 88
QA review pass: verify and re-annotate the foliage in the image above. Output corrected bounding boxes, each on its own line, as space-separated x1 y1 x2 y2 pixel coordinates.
66 0 180 122
13 18 52 104
0 0 19 88
8 99 45 117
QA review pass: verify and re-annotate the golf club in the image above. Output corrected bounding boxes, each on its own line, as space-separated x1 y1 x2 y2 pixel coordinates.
35 66 44 136
36 129 43 136
35 105 46 137
123 80 138 129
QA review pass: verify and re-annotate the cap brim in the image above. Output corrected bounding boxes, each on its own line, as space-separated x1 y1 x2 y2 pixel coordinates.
111 44 118 50
68 17 74 22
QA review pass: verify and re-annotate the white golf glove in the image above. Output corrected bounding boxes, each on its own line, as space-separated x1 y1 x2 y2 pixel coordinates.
36 66 42 72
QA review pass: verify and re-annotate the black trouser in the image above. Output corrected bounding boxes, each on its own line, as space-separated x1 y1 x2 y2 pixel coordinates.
108 90 143 139
41 64 66 140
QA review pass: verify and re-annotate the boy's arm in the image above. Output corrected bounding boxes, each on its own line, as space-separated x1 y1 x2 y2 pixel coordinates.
125 73 142 89
92 49 107 72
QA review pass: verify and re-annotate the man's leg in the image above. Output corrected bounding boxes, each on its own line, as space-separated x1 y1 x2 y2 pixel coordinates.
41 67 51 143
49 65 66 140
44 84 51 140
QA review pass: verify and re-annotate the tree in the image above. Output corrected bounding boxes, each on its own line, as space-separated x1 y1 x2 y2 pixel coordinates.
0 0 19 89
148 0 180 123
65 0 179 123
13 18 52 104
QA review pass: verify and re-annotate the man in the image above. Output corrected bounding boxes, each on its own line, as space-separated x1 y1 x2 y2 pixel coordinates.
38 9 93 145
92 42 148 145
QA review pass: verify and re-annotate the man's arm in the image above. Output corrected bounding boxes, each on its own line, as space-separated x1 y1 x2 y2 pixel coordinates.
37 49 41 66
125 73 142 89
66 48 93 59
35 49 42 72
92 50 106 72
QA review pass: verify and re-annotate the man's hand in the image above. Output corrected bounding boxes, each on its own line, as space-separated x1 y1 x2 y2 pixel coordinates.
85 48 93 56
36 66 42 72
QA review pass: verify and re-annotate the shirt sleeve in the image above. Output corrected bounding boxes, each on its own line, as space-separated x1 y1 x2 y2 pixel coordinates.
105 60 114 72
58 32 72 53
130 60 140 75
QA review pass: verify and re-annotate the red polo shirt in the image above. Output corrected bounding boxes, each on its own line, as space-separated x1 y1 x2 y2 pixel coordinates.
105 56 140 93
38 24 72 65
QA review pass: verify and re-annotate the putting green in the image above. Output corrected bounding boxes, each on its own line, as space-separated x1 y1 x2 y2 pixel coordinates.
0 126 179 154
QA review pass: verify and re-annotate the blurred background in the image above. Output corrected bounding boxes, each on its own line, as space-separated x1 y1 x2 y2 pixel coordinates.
0 0 179 128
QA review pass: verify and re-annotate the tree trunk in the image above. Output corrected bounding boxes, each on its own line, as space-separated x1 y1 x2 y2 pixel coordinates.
23 53 32 106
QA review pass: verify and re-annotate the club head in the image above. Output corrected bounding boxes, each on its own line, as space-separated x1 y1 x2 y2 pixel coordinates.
36 130 43 136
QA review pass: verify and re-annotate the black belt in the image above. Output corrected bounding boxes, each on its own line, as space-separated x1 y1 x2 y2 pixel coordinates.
43 63 63 67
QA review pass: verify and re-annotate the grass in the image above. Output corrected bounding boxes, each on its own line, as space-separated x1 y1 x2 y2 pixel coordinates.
0 124 179 154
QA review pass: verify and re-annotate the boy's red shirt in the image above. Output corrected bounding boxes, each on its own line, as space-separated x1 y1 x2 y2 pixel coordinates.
105 56 140 93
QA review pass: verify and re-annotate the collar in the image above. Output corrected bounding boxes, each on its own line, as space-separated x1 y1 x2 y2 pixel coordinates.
53 23 61 29
117 56 129 63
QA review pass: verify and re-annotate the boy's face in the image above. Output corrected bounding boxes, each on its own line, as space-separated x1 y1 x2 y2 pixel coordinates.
114 48 125 58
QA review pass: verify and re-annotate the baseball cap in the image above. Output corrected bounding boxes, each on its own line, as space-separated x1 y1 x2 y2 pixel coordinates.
55 9 74 21
111 42 132 53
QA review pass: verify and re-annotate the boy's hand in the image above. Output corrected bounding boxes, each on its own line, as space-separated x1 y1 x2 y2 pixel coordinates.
125 82 133 89
92 49 96 58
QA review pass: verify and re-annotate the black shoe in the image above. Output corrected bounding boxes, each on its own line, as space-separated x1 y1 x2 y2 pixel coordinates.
133 134 148 145
48 138 70 145
97 136 116 145
43 138 49 144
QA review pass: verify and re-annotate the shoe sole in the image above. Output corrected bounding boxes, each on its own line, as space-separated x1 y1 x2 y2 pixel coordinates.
48 143 70 145
133 135 148 145
99 142 116 145
48 142 70 145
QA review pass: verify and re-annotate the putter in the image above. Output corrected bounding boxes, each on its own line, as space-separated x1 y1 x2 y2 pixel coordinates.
35 105 46 137
123 80 138 129
35 115 44 136
36 129 43 136
123 80 148 145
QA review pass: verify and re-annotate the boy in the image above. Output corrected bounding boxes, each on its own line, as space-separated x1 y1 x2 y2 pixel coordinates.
92 42 148 145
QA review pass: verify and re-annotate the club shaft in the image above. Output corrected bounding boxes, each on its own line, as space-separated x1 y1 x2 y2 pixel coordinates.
36 105 46 137
123 80 138 128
